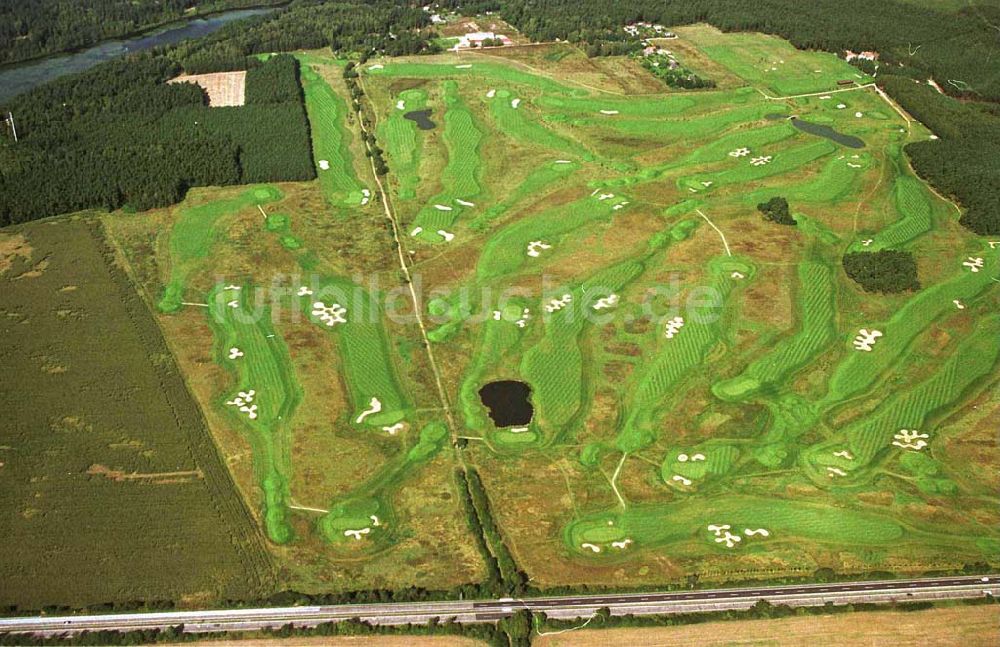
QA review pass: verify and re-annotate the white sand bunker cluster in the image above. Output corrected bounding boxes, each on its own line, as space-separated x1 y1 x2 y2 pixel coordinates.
664 316 685 338
708 524 770 548
224 284 241 308
545 294 573 313
437 230 455 242
750 155 773 167
168 70 246 107
227 347 244 360
297 286 313 296
382 421 406 435
852 328 882 351
592 294 619 310
226 390 258 420
728 147 751 158
355 397 382 424
345 514 383 541
492 307 531 328
526 240 551 258
893 429 929 450
360 189 371 206
962 257 984 272
312 301 347 327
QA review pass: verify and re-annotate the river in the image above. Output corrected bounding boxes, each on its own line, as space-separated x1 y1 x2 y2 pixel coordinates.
0 7 276 104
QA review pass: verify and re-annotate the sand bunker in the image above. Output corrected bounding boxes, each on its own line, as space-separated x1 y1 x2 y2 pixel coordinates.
228 347 244 360
356 397 382 424
224 284 241 290
708 524 741 548
510 426 529 433
611 538 633 549
434 204 453 211
848 162 862 168
750 155 773 166
555 159 572 164
600 109 620 115
345 528 371 540
592 294 619 310
820 95 831 100
396 100 405 110
527 240 552 257
455 64 472 69
410 226 423 236
597 193 614 200
664 316 685 339
311 301 348 327
383 422 405 435
368 64 384 70
893 429 929 450
227 389 258 420
953 300 965 309
297 286 313 296
545 294 573 313
962 257 984 272
456 198 475 207
731 271 745 279
827 466 847 477
437 230 455 242
486 89 496 98
318 160 330 170
853 328 882 352
744 528 770 537
511 98 521 109
855 111 864 118
861 239 873 246
691 453 705 461
672 474 692 486
227 299 240 309
833 450 854 460
581 543 601 553
837 103 847 109
728 147 751 158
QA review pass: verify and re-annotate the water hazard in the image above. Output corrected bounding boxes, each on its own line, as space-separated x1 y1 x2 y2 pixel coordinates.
766 114 865 148
403 110 437 130
478 380 534 427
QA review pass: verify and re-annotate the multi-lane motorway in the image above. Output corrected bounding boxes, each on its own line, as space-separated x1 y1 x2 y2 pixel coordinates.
1 575 995 636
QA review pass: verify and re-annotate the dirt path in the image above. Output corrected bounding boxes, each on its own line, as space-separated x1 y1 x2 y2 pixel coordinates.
695 208 732 256
354 74 462 457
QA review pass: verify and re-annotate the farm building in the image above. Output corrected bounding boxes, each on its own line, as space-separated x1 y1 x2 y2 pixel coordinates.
451 31 512 49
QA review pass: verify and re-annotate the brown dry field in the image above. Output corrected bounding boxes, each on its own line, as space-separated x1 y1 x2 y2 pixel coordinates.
536 604 999 647
158 636 485 647
169 71 247 107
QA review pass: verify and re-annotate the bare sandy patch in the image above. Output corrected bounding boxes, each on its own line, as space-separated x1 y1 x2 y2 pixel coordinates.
169 71 247 107
535 604 998 647
0 232 31 275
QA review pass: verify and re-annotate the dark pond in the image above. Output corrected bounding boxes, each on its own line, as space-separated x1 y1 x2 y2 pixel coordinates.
478 380 534 427
404 109 436 130
0 7 276 103
765 113 865 148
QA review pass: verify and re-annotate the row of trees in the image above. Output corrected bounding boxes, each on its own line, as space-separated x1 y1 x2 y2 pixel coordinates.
0 1 287 65
0 54 313 225
167 1 441 74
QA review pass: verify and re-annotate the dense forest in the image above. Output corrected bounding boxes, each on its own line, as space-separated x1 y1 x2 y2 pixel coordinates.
0 1 288 65
0 54 313 225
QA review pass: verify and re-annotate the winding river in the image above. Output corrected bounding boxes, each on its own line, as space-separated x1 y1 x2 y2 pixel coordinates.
0 7 276 103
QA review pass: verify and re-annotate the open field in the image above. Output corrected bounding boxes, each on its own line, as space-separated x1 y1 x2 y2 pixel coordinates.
535 604 999 646
0 218 273 609
169 71 247 107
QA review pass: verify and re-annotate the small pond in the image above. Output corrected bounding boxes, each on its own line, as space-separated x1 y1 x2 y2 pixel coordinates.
478 380 534 427
403 109 436 130
765 114 865 148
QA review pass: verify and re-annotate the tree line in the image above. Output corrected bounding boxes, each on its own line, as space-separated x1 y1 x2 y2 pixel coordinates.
0 1 288 66
0 54 313 226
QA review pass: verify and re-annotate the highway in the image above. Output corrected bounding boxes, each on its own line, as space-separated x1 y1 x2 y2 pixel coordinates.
1 575 995 636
